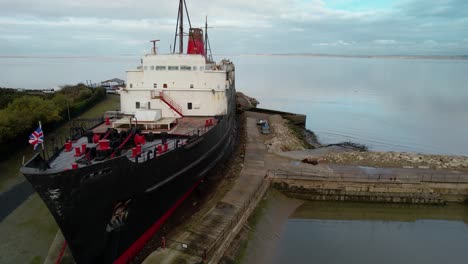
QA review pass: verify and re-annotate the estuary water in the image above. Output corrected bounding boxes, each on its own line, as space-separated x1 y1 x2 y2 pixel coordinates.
272 201 468 264
2 54 467 155
242 191 468 264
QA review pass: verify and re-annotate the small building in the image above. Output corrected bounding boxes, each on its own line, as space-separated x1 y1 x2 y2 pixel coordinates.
101 78 125 94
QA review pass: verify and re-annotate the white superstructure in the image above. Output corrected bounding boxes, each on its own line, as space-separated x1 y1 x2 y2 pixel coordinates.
121 53 234 120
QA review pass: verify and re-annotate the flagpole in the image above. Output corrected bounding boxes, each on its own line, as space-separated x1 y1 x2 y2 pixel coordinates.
39 121 47 160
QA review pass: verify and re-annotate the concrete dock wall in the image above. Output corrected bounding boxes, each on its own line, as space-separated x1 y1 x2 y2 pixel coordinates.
270 175 468 204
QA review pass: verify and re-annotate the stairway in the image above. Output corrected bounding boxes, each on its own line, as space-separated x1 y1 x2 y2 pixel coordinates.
159 91 184 117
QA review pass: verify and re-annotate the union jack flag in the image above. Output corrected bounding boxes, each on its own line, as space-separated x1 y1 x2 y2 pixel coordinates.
29 125 44 150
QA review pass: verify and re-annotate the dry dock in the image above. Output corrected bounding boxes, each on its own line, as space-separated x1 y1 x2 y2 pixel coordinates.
144 109 468 262
143 114 270 264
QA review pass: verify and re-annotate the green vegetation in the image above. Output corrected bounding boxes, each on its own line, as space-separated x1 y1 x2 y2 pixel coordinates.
0 84 106 161
233 190 271 264
0 94 120 193
0 194 58 264
0 88 26 109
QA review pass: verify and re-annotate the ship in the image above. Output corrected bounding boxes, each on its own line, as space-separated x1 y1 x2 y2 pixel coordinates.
20 1 237 263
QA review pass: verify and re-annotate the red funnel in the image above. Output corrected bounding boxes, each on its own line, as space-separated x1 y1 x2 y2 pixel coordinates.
187 28 205 56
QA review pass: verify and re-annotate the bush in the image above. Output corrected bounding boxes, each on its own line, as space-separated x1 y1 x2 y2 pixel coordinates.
0 84 107 160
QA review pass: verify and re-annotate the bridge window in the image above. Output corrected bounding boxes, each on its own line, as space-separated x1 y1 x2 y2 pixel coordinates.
156 66 166 70
163 83 168 88
180 65 191 71
168 66 179 70
153 83 157 88
136 102 140 109
129 83 133 88
190 84 194 88
187 102 192 110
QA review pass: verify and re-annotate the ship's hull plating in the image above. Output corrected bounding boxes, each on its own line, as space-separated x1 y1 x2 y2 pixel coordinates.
22 89 237 263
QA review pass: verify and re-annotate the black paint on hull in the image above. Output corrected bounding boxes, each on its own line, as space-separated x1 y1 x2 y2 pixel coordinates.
21 89 237 263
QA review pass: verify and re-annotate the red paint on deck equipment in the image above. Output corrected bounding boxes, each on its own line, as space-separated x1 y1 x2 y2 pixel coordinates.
74 147 82 157
157 145 163 155
65 141 72 152
98 139 110 151
131 147 138 158
93 134 100 144
72 163 78 170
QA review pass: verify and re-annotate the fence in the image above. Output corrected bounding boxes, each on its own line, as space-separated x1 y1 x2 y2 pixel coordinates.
154 178 268 262
272 169 468 184
204 178 268 261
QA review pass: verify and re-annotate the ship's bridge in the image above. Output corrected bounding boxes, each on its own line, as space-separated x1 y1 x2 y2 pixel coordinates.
122 53 234 124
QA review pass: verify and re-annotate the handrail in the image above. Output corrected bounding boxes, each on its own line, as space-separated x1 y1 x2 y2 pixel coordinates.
159 91 184 117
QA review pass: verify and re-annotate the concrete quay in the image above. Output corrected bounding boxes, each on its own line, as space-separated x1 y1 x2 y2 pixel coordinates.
143 114 269 264
268 159 468 204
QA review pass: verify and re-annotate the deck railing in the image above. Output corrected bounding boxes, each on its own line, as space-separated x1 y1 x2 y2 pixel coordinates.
159 91 183 117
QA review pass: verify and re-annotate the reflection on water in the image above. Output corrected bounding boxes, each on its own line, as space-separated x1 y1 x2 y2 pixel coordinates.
273 201 468 264
236 56 468 155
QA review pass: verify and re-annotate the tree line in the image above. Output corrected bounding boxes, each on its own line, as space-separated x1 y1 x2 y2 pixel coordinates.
0 84 107 159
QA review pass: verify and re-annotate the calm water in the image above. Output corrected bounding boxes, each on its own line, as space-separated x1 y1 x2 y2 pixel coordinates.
273 202 468 264
1 55 468 155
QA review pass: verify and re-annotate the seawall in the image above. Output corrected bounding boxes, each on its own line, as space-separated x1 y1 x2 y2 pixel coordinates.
270 174 468 204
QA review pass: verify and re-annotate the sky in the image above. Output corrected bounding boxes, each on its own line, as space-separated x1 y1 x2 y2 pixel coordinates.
0 0 467 56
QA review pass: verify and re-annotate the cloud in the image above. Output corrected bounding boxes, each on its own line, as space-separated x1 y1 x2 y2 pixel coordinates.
0 0 467 55
374 39 397 45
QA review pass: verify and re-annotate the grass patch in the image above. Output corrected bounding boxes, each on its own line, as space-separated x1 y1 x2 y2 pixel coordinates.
29 256 42 264
233 190 271 264
0 194 58 264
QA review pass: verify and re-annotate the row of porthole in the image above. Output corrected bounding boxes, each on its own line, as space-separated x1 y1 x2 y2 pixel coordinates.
128 83 194 89
143 65 209 71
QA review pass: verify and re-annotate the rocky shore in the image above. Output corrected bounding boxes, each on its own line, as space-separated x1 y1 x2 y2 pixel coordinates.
266 113 468 171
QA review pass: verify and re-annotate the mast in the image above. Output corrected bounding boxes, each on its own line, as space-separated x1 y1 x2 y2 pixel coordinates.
178 0 184 54
205 16 208 61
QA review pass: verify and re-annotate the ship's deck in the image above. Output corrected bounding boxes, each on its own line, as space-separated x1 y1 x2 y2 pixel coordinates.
47 116 217 171
92 116 212 135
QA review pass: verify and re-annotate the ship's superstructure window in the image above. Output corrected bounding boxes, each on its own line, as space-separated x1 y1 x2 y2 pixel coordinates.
150 66 154 70
190 84 194 88
168 66 179 71
156 66 166 70
136 102 140 109
163 83 168 88
148 102 151 109
153 83 157 88
180 65 191 71
193 66 197 71
187 102 192 110
129 84 133 88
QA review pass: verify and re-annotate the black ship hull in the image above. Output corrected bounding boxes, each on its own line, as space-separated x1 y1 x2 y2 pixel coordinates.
21 90 237 263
